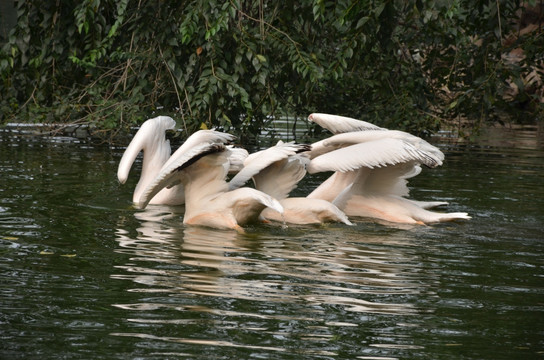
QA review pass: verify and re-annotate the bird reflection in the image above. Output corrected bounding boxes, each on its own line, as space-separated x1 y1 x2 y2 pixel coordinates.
116 206 182 265
114 209 431 319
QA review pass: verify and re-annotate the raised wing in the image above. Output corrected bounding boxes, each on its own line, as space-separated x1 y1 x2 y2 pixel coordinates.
228 142 310 191
310 130 444 166
308 113 384 134
227 146 249 173
137 143 227 208
161 130 236 170
345 162 422 198
308 137 442 174
309 130 395 159
252 155 309 200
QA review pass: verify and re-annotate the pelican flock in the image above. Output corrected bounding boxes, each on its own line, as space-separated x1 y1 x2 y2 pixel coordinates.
118 114 470 231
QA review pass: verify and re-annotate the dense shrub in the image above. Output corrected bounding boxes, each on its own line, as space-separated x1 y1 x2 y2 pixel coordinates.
0 0 542 140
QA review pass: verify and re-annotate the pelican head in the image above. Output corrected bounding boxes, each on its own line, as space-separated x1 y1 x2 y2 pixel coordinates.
117 116 179 204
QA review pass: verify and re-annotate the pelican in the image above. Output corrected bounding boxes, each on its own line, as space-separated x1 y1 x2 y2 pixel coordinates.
229 141 353 225
117 116 185 205
118 116 248 206
306 113 471 224
137 130 284 232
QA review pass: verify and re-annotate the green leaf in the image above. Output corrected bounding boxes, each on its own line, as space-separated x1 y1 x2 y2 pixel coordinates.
374 3 386 18
356 16 369 29
167 59 176 71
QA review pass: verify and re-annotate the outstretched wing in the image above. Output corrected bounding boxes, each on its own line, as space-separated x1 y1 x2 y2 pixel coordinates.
227 146 249 174
310 130 444 166
228 142 310 191
308 137 442 174
137 143 226 208
252 155 308 200
161 130 235 170
347 162 422 197
308 113 384 134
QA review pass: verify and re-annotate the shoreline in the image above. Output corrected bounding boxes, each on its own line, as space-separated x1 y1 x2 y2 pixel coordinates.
2 120 543 150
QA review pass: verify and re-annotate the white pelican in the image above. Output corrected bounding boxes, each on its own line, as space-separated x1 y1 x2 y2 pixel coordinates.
229 141 353 225
117 116 185 205
306 113 471 224
118 117 248 206
137 131 284 232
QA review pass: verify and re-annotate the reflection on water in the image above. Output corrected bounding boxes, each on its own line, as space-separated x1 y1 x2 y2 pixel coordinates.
111 204 433 356
1 125 543 359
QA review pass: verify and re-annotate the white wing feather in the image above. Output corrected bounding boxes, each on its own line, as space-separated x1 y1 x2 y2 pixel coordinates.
345 162 422 197
308 113 384 133
227 146 249 173
310 130 443 166
228 142 309 190
161 130 235 170
137 143 226 208
308 138 441 174
252 155 308 200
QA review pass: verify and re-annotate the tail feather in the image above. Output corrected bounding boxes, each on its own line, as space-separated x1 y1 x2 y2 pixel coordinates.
419 212 471 223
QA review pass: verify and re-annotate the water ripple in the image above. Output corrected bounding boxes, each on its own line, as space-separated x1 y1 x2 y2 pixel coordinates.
109 206 433 356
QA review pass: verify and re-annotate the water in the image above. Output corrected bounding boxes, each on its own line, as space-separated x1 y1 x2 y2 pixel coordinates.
1 124 543 359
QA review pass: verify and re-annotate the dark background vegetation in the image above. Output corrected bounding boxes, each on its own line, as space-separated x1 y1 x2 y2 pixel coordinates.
0 0 542 142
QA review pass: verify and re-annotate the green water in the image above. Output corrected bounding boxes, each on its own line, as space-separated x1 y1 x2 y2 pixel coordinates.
1 126 543 359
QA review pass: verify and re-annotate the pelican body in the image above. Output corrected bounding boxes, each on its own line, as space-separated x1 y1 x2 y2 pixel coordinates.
229 141 353 226
306 113 471 224
137 131 284 232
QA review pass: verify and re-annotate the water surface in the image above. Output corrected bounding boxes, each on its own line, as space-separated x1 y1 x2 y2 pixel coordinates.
1 125 543 359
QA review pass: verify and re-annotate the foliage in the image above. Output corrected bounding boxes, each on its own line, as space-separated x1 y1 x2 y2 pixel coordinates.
0 0 542 141
418 0 544 134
